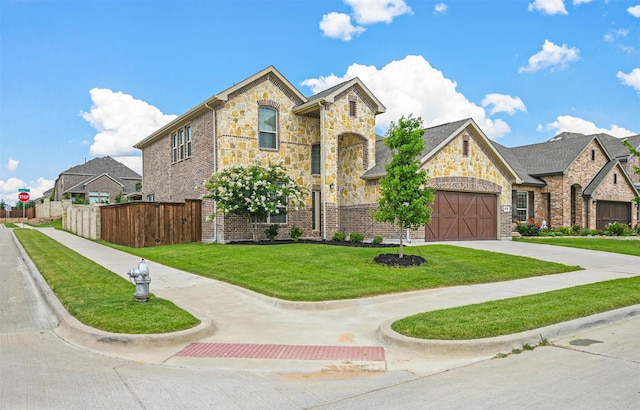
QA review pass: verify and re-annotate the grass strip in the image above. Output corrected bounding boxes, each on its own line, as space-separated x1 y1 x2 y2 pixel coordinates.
392 276 640 340
515 237 640 257
15 229 200 334
101 241 581 301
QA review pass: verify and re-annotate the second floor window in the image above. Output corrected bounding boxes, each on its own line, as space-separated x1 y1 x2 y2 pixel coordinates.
186 125 192 157
311 144 321 175
172 133 178 162
171 125 193 163
259 106 277 149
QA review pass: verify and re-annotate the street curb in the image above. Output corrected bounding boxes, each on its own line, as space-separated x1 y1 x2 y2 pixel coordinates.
12 230 217 349
378 305 640 358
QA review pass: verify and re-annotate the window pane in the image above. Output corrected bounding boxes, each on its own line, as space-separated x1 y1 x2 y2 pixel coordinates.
311 144 321 174
186 126 192 157
259 132 276 149
259 107 277 149
270 211 286 224
259 107 276 131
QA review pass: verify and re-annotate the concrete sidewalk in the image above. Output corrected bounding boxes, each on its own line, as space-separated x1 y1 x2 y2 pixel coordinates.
15 227 640 374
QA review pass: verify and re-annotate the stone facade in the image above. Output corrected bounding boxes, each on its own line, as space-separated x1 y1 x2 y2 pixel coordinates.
137 68 381 243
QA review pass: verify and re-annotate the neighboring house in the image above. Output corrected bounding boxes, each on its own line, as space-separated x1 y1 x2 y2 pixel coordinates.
53 156 142 203
493 132 640 231
134 66 638 243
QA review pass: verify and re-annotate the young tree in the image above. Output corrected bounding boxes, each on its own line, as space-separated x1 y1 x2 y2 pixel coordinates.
203 162 306 242
374 115 435 257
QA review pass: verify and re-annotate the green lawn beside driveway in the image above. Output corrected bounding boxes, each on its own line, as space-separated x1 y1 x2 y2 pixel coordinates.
515 237 640 257
102 241 581 301
393 275 640 340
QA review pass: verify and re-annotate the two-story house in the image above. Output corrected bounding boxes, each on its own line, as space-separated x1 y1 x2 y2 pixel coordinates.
134 66 385 242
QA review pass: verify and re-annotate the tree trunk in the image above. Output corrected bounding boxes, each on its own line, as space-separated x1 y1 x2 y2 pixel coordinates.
399 224 404 258
248 215 258 242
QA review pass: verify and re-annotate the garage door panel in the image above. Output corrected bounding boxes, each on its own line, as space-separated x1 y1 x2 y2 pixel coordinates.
596 201 631 231
426 191 496 241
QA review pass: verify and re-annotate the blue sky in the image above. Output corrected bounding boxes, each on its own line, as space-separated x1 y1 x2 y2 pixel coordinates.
1 0 639 205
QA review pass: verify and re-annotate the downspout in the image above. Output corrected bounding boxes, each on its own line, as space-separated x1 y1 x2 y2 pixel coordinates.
205 101 217 242
320 102 327 241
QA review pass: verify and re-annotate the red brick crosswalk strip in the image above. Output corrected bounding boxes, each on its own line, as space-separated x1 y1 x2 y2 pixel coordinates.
176 343 385 361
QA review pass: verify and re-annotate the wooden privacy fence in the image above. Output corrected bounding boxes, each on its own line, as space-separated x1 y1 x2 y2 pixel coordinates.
3 207 36 219
100 200 202 248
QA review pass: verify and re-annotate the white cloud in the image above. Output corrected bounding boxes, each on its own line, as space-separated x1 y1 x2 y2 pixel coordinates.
573 0 591 5
617 68 640 92
628 5 640 18
604 28 629 43
320 12 366 41
80 88 177 158
0 176 54 205
482 94 527 115
346 0 412 24
301 55 512 139
7 158 19 172
519 40 580 73
434 3 448 14
528 0 568 15
112 156 143 176
545 115 636 138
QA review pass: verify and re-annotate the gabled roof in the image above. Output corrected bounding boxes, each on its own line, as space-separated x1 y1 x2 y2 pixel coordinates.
135 66 307 149
583 160 639 197
293 77 385 116
65 173 123 194
363 118 520 183
57 156 141 195
61 156 141 179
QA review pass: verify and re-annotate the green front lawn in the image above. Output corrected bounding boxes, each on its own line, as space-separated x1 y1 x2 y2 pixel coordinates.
515 237 640 257
15 229 200 334
102 241 581 301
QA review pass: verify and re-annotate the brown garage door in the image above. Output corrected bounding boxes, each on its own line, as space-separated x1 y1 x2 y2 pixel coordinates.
596 201 631 231
425 191 497 241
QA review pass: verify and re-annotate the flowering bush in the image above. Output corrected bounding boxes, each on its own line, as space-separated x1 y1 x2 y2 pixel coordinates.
516 218 540 236
202 162 306 242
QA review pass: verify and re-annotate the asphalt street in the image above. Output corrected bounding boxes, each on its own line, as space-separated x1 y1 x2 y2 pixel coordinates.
1 226 639 409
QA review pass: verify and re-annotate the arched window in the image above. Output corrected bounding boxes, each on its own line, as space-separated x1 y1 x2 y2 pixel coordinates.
259 106 277 149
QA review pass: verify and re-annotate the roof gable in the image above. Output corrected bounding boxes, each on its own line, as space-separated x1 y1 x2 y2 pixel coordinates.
135 66 308 149
293 77 385 116
363 118 519 183
583 160 639 197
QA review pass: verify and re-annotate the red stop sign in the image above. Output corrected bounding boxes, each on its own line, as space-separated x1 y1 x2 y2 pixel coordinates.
18 192 30 202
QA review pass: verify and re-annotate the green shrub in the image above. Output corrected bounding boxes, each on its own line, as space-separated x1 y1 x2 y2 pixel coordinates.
516 220 540 236
289 225 303 242
556 226 574 236
580 229 602 236
332 231 347 241
349 232 365 243
264 224 280 241
605 222 630 236
372 235 383 245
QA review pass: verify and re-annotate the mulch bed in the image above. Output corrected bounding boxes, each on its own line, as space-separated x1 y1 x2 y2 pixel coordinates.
373 253 426 267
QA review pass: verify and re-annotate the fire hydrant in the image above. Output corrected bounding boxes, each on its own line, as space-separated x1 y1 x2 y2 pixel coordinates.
128 259 151 302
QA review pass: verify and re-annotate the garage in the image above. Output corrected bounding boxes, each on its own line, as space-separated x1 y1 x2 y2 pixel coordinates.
425 191 497 241
596 201 631 231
